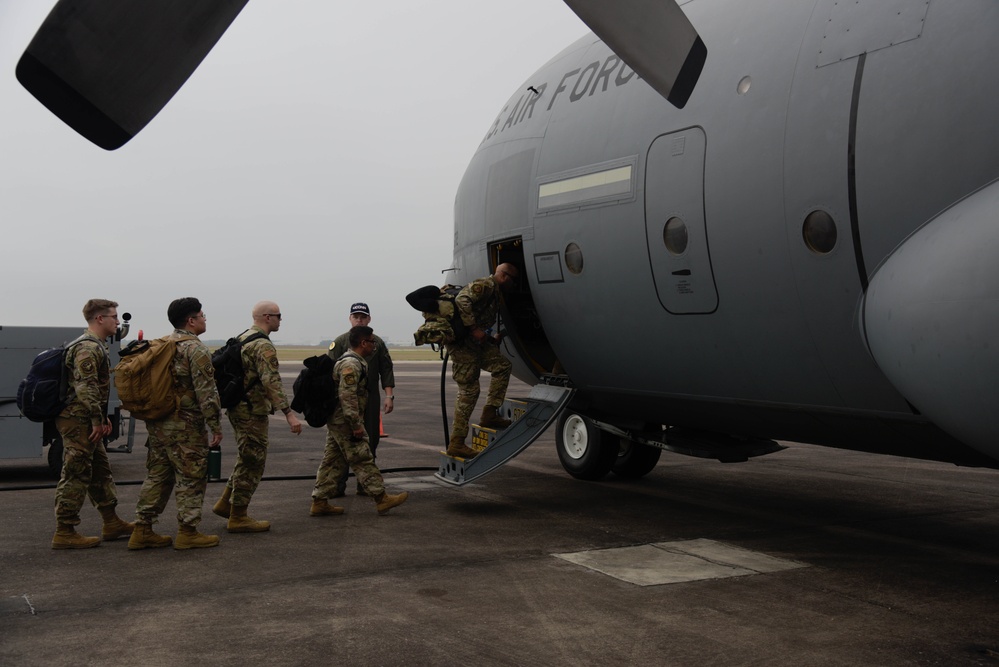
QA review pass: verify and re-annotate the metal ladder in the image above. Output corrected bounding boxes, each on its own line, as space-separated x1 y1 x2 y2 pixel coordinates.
435 383 575 486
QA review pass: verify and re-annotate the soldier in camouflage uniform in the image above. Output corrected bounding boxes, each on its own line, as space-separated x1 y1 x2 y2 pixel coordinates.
444 263 519 459
327 302 394 497
52 299 134 549
212 301 302 533
310 326 408 517
128 298 223 551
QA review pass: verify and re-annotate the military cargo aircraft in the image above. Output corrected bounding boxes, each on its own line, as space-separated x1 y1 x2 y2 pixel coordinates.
452 0 999 480
17 0 999 482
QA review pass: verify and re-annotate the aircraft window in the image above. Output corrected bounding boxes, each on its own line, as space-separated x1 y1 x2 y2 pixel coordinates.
663 217 689 255
738 76 752 95
565 243 584 274
803 210 837 254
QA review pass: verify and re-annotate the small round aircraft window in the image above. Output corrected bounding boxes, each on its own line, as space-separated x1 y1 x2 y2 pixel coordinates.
663 217 688 255
737 76 752 95
802 210 837 254
565 242 584 274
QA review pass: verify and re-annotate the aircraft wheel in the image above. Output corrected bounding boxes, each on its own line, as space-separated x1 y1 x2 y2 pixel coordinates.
47 436 64 479
556 412 617 480
612 439 662 479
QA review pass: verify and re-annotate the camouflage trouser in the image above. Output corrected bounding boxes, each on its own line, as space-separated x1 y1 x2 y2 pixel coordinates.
313 419 385 500
135 420 209 528
54 416 120 525
333 397 381 493
448 339 512 440
226 412 270 507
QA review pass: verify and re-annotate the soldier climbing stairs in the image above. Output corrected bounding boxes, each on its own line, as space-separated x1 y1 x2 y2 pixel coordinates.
435 381 574 486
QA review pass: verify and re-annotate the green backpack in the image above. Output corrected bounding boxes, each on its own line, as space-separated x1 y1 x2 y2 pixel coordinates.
407 284 467 348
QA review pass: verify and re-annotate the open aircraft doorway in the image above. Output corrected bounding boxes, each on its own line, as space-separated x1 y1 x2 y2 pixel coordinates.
488 238 561 381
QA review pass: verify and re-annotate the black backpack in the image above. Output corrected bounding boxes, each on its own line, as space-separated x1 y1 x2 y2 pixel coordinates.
16 335 89 422
406 284 467 348
290 354 337 428
211 331 268 410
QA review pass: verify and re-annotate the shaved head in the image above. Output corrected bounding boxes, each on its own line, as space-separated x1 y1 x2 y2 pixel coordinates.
494 263 519 289
252 301 279 319
252 301 283 333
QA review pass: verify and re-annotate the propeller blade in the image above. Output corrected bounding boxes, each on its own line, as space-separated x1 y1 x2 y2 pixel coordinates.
562 0 706 108
16 0 248 150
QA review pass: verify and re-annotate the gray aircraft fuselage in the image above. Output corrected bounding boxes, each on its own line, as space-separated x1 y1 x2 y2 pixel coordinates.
451 0 999 466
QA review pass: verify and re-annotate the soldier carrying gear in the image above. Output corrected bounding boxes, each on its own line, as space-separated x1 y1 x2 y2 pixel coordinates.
212 301 302 534
51 298 134 550
444 263 519 459
128 297 223 551
310 325 408 517
326 302 395 497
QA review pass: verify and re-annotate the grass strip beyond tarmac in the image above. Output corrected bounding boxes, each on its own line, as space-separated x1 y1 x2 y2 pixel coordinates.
274 346 441 362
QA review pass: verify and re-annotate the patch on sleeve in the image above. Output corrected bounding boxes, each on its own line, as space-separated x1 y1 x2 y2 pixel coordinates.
79 358 96 376
196 356 215 378
343 368 357 386
471 283 484 295
329 341 338 351
263 348 280 370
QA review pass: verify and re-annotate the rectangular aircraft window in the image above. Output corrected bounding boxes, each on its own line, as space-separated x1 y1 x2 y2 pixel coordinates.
537 161 635 214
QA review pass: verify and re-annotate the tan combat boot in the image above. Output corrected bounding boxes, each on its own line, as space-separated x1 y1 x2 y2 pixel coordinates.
445 436 478 459
374 491 410 515
212 486 232 518
97 505 135 541
127 523 173 550
227 505 270 533
479 405 511 429
309 498 345 517
174 524 220 550
52 524 101 550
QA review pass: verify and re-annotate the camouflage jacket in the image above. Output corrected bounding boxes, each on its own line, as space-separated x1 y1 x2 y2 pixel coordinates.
455 275 501 329
170 329 223 435
329 331 394 394
332 351 368 430
232 325 290 417
60 331 109 427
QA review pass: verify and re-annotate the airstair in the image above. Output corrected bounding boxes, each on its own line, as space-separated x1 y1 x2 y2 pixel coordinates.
435 382 574 486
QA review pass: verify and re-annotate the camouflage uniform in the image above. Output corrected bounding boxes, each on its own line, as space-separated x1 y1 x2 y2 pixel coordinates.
54 331 122 525
312 351 386 500
135 329 222 527
328 331 394 492
446 275 512 441
224 326 290 506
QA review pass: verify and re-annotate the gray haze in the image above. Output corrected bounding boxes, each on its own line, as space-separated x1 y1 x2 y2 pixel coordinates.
0 2 586 344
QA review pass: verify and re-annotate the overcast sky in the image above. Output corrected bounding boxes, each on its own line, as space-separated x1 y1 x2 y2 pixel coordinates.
0 1 587 344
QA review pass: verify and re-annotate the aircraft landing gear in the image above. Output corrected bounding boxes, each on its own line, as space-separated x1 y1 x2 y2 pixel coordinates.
555 411 618 480
612 438 662 478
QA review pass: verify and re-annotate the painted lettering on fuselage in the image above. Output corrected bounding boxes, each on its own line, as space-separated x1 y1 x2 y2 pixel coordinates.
481 54 637 144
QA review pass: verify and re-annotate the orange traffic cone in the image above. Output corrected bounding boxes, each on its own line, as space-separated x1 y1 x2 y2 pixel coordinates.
379 414 389 438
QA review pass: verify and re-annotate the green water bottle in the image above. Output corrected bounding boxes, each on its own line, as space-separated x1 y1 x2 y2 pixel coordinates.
208 446 221 480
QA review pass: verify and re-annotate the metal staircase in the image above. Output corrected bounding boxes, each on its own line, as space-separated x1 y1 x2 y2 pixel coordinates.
435 383 574 486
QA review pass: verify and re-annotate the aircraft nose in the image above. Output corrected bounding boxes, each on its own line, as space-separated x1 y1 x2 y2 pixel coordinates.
863 180 999 462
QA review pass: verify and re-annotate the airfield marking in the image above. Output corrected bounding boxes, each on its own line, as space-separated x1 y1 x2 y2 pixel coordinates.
554 538 808 586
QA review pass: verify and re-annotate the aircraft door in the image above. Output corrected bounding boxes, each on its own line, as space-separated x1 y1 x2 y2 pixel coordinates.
644 128 717 314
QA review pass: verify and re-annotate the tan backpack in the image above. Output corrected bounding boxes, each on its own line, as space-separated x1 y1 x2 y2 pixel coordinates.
114 336 191 420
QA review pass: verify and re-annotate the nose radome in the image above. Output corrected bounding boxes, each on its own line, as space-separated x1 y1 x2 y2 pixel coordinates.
863 180 999 462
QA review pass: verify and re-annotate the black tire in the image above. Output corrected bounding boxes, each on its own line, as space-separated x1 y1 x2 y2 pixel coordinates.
612 438 662 479
47 436 64 479
555 412 618 480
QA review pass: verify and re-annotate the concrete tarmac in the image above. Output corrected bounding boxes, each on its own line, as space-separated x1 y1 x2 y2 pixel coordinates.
3 360 999 666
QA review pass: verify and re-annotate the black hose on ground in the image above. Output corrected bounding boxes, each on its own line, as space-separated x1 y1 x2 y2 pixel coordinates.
0 466 440 493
